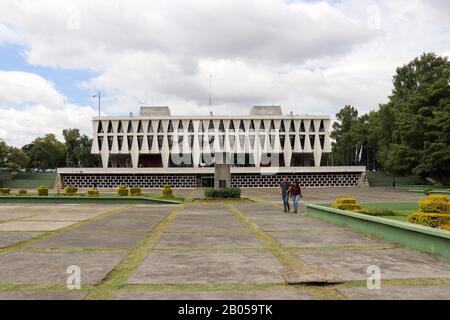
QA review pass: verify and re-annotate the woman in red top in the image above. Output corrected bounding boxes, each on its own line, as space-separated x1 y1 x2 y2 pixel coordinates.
289 180 303 214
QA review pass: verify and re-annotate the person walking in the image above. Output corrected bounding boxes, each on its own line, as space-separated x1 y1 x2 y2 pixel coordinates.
289 180 303 214
280 177 291 213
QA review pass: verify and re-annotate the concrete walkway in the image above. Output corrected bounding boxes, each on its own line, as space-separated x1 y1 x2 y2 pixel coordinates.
0 188 449 300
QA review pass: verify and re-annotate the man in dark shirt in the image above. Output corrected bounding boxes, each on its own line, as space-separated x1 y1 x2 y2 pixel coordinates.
280 177 291 213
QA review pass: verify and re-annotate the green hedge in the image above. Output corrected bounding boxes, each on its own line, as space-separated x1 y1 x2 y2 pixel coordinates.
37 186 48 197
162 184 173 198
117 186 129 197
407 212 450 228
130 186 142 196
87 190 100 197
18 189 27 195
0 188 11 195
204 188 241 199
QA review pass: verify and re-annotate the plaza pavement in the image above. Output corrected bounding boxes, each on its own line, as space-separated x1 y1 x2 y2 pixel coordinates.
0 187 449 300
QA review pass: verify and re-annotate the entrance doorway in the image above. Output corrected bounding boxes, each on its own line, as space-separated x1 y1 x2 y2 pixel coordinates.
201 176 214 188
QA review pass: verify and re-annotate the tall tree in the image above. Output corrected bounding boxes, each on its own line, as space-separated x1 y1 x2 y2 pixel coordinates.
0 139 30 171
23 134 66 170
63 129 100 167
331 105 360 166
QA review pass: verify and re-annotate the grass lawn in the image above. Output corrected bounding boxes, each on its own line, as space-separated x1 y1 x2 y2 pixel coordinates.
1 172 56 189
359 201 418 222
366 171 426 187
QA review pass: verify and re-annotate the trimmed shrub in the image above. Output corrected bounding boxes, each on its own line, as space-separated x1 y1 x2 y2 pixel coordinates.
331 203 364 212
331 198 368 213
418 195 450 213
18 189 28 195
0 188 11 195
117 186 129 197
204 188 241 199
361 209 396 217
87 190 100 197
162 184 174 198
440 225 450 231
37 186 49 197
130 186 142 196
62 186 78 196
407 212 450 228
335 198 357 205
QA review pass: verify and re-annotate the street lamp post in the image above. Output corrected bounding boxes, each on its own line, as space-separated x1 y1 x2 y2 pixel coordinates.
93 92 101 117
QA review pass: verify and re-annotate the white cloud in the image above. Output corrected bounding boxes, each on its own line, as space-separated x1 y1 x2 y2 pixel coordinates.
0 71 96 146
0 0 449 145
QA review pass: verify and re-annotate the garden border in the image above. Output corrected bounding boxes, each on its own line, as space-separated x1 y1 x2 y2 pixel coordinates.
0 196 181 205
306 204 450 259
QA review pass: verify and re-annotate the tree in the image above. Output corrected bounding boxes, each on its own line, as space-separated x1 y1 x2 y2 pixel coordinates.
331 52 450 183
63 129 100 167
0 139 30 171
331 105 360 166
382 53 450 181
23 134 67 170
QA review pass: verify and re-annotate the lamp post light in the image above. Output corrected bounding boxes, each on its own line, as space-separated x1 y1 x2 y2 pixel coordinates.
92 92 101 117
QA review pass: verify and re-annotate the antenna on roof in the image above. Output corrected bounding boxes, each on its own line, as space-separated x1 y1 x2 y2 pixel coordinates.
209 73 213 112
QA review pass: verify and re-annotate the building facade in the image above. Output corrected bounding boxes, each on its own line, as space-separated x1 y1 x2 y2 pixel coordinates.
57 106 367 188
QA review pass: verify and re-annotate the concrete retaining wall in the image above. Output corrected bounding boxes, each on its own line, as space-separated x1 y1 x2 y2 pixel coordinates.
306 204 450 259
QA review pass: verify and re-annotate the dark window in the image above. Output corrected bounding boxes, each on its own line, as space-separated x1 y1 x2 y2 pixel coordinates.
280 121 286 133
290 120 296 132
147 136 153 150
107 136 113 150
319 135 325 149
189 135 194 148
98 136 103 150
188 121 194 133
168 121 174 133
137 136 144 150
280 135 286 149
270 120 275 132
178 120 184 132
198 121 205 133
178 135 184 148
319 120 325 132
300 135 306 149
118 136 124 150
147 121 154 133
269 135 275 148
107 121 113 133
219 120 225 133
259 121 265 131
117 121 123 133
199 135 204 148
219 135 225 148
309 135 315 148
157 121 164 133
127 136 133 150
239 120 245 132
137 121 143 133
168 135 174 150
290 135 296 149
249 120 255 131
97 122 104 134
310 120 316 132
300 120 305 132
157 135 164 150
208 120 214 132
127 122 133 133
229 120 235 131
209 136 215 147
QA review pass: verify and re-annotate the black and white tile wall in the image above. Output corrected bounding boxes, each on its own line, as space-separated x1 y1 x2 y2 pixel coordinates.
61 173 361 188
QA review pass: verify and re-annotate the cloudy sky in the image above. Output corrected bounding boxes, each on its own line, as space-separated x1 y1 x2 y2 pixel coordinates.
0 0 449 146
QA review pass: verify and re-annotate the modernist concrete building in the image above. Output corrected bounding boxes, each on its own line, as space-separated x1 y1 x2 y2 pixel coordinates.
57 106 366 188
